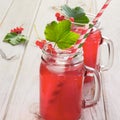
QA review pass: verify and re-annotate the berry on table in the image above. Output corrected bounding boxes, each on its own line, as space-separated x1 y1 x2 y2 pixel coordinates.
10 27 24 34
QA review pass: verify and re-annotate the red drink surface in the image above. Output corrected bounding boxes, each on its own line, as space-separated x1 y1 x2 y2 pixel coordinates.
40 60 84 120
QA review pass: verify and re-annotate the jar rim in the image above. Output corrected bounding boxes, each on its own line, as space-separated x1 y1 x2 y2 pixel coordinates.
41 43 84 65
42 42 83 58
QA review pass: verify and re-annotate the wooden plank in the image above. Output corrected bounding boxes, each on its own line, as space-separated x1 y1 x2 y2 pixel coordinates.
0 0 42 119
2 1 69 120
3 0 106 120
67 0 98 14
82 79 106 120
0 0 14 23
98 0 120 119
96 0 106 12
92 0 120 120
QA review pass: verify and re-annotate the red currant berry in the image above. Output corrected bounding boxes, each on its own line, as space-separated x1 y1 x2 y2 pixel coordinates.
35 41 43 49
69 17 74 22
57 15 65 21
10 27 24 34
48 44 53 49
35 40 41 46
55 12 60 18
52 49 57 55
60 15 65 20
20 27 24 31
57 16 61 21
42 40 47 44
35 40 46 49
46 46 57 55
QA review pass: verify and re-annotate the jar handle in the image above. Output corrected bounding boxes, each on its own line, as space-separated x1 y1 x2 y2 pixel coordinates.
82 66 101 108
100 36 114 71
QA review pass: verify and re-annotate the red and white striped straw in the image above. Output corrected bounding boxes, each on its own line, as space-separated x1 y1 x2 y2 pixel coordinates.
74 0 112 48
93 0 111 24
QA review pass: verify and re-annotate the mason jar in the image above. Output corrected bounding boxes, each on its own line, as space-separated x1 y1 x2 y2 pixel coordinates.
39 45 101 120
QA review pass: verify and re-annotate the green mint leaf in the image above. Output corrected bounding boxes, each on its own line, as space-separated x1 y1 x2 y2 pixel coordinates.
61 5 89 24
75 15 89 24
3 32 27 45
57 31 79 49
44 20 71 42
61 5 85 18
44 20 80 49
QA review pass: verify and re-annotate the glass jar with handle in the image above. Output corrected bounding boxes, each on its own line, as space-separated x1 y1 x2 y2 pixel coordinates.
40 45 101 120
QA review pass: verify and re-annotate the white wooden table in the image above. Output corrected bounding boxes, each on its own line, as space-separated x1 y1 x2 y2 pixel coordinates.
0 0 119 120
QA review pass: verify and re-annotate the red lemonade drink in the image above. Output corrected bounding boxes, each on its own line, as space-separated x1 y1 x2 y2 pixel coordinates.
83 29 102 82
83 29 102 69
40 52 84 120
72 26 102 83
72 26 102 69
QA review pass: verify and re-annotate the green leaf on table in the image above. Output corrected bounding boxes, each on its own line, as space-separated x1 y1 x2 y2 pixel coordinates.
3 32 27 45
61 5 89 24
44 20 80 49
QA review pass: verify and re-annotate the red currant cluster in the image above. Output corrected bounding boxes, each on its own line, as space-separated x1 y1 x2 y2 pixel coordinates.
10 27 24 34
36 40 57 55
69 17 74 22
55 12 65 21
46 44 57 55
35 40 46 49
55 12 74 22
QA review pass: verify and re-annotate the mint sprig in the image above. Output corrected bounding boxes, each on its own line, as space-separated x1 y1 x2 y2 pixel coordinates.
44 20 80 49
3 32 27 45
61 5 89 24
